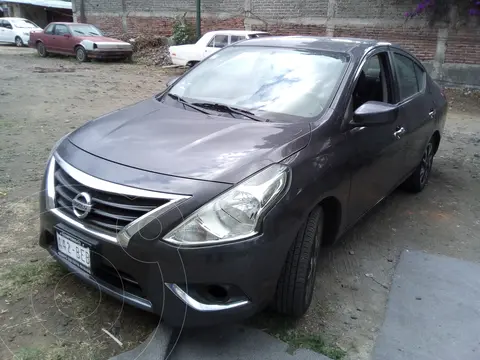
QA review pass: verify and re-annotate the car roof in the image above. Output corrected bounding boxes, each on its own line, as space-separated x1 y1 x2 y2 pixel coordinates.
205 30 269 36
235 35 396 59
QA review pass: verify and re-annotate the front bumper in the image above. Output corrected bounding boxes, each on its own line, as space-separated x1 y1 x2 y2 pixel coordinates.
86 49 132 60
39 152 299 328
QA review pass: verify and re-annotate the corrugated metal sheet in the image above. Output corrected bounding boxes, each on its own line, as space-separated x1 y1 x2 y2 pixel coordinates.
1 0 72 10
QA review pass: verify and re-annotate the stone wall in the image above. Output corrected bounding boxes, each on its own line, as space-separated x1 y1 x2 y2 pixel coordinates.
73 0 480 87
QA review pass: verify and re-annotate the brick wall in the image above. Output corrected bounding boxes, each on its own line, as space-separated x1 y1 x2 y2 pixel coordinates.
75 0 480 70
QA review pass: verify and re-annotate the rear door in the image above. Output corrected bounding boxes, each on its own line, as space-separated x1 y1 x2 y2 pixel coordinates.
390 51 435 175
345 49 408 225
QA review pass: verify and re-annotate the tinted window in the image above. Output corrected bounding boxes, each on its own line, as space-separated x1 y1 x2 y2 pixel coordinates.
44 23 54 34
168 46 348 120
3 20 12 29
414 63 426 91
393 53 419 101
54 24 69 35
230 35 246 44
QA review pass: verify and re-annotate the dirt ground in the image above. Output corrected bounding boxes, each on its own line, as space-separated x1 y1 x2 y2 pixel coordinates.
1 45 479 360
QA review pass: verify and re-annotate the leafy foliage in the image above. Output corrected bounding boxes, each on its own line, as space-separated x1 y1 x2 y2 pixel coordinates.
405 0 480 20
172 14 195 45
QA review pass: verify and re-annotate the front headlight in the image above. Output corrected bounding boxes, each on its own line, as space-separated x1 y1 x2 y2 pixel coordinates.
164 164 290 246
23 32 29 36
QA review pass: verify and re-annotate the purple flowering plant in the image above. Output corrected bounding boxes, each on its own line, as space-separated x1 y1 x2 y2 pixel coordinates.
405 0 480 18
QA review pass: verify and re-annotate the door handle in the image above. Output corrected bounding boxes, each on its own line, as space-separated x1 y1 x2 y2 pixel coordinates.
393 127 406 139
428 109 436 119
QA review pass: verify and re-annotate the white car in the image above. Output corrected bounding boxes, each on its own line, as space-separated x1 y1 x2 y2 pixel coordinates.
0 17 43 47
169 30 270 66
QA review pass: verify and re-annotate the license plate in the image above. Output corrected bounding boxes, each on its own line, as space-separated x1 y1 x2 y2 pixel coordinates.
57 231 91 271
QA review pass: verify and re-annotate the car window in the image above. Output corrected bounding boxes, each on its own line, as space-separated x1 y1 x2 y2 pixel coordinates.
44 23 54 34
230 35 246 44
351 53 393 112
414 63 426 92
54 24 69 36
208 35 229 48
393 53 419 101
3 20 12 29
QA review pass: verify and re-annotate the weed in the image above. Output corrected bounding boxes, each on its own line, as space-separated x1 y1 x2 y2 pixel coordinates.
248 313 346 360
0 260 67 297
284 331 346 360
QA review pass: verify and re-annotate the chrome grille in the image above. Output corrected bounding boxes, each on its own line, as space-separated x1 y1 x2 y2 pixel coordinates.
53 164 170 234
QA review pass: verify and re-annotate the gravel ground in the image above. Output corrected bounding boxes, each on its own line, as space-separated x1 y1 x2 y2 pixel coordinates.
1 45 479 360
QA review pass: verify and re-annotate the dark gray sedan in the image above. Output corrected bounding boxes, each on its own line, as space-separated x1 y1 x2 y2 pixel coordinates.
39 36 447 327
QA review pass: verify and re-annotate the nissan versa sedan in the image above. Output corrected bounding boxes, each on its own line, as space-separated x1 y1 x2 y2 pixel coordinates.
39 36 447 327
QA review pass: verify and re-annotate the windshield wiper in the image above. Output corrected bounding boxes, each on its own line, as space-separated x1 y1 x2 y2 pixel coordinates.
167 94 212 115
192 102 267 122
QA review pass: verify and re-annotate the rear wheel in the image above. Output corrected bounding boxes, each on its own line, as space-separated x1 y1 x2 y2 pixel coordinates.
75 46 88 62
403 139 435 193
37 42 47 57
272 207 323 317
15 36 24 47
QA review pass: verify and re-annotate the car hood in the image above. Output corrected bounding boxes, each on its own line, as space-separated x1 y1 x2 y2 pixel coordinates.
79 36 128 43
68 98 311 184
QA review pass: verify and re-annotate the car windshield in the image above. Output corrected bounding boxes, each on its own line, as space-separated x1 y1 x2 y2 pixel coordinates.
167 46 348 121
69 24 103 36
12 19 39 28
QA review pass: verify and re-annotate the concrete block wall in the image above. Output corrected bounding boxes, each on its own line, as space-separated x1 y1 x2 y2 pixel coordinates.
73 0 480 87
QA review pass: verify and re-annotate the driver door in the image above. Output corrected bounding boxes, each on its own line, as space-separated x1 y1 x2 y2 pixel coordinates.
202 34 228 59
345 50 408 225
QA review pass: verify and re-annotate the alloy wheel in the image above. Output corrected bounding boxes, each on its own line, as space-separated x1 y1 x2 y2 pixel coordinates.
419 143 434 185
15 37 23 47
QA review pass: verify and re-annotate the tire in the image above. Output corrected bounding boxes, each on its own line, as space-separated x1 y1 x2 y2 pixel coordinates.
272 207 324 317
37 42 47 57
15 36 24 47
403 138 435 193
75 46 88 62
124 54 133 63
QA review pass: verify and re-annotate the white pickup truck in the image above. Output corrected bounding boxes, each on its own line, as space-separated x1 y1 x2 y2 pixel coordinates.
169 30 270 66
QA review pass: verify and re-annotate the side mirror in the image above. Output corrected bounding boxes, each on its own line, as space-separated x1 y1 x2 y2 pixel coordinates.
166 76 179 88
350 101 397 127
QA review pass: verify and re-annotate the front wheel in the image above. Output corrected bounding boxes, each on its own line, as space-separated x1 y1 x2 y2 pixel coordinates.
75 46 88 62
15 36 24 47
403 139 435 193
272 207 324 317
